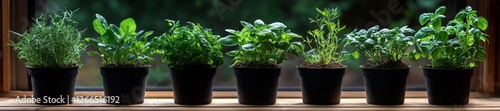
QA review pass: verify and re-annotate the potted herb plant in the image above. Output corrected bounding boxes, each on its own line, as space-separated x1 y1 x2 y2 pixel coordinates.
152 20 224 105
86 14 155 105
298 8 349 105
345 25 415 105
411 6 488 105
217 19 303 105
10 10 86 105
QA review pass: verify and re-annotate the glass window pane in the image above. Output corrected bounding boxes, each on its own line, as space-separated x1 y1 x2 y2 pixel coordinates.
33 0 464 91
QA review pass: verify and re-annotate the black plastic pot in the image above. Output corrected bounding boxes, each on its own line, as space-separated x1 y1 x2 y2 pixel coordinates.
362 68 409 105
100 66 149 105
171 67 217 105
234 67 281 105
28 67 78 105
423 68 473 105
298 67 345 105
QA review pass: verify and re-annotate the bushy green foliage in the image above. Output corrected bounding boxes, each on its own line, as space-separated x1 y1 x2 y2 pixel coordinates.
152 20 223 69
86 14 155 67
345 25 415 67
411 6 488 68
303 8 348 65
10 10 86 68
217 19 303 67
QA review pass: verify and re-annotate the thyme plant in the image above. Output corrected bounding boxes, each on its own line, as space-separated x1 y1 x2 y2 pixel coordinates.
10 10 86 68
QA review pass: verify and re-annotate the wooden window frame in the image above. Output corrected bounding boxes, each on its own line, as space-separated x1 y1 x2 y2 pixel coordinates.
1 0 499 97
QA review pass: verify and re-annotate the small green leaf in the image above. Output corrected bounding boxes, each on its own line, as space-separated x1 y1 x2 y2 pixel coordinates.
226 50 238 56
276 41 290 50
435 6 446 15
467 37 474 46
120 18 137 35
466 6 472 11
437 31 448 41
444 26 455 35
225 29 238 34
257 29 272 35
242 44 255 51
95 14 107 25
240 21 254 29
432 19 442 29
93 19 106 35
254 19 265 26
477 17 488 30
455 11 466 20
419 14 431 25
217 35 238 46
85 38 99 46
286 32 301 38
269 22 287 30
365 39 374 45
352 51 360 59
414 30 426 39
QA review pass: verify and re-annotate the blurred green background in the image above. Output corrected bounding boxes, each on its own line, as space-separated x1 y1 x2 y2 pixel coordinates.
35 0 456 90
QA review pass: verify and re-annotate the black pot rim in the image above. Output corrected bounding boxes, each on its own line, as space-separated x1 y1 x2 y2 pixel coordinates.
420 66 473 70
171 66 218 70
359 65 411 70
100 65 152 69
26 66 80 69
297 66 347 69
233 67 281 69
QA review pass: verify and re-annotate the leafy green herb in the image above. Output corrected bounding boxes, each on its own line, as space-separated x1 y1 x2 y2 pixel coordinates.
345 25 415 68
10 10 86 68
152 20 223 69
302 8 348 67
217 19 303 67
85 14 155 67
411 6 488 68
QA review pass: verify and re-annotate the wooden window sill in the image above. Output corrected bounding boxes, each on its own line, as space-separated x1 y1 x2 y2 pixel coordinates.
0 91 497 110
0 98 499 110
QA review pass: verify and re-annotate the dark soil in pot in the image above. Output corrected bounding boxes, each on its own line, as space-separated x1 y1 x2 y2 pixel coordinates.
423 68 473 105
234 67 281 105
100 66 149 105
362 67 409 105
28 67 78 105
298 67 345 105
170 67 217 105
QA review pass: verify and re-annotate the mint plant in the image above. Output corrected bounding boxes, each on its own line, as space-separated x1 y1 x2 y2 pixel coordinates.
411 6 488 68
302 8 348 68
152 20 223 70
10 10 86 67
86 14 155 67
345 25 415 68
217 19 303 67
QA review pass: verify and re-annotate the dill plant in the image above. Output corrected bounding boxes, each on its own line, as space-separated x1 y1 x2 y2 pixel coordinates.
302 8 348 68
